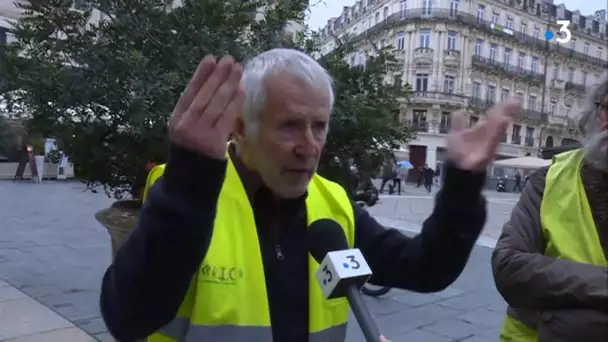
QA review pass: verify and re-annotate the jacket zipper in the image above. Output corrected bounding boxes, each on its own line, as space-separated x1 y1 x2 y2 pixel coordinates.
275 244 284 260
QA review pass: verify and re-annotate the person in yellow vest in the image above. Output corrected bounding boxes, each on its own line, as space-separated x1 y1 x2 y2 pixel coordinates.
492 74 608 342
100 49 521 342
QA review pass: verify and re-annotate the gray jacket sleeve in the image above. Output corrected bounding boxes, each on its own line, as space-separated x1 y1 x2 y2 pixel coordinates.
491 167 608 311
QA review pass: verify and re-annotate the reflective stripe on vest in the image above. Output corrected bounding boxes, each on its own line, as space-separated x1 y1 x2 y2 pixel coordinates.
499 149 608 342
144 154 355 342
156 317 347 342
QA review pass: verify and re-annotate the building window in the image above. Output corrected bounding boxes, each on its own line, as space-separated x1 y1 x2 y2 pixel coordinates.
491 12 499 24
528 95 536 110
517 53 525 69
447 31 458 50
568 67 574 82
440 112 451 133
501 88 510 101
396 31 405 50
412 110 427 131
582 72 588 85
504 48 512 65
533 28 539 39
569 39 575 50
476 5 485 23
550 102 556 115
506 19 513 29
449 0 459 16
419 29 431 47
375 12 380 23
400 0 407 18
422 0 432 15
598 48 603 60
444 75 455 93
512 124 522 144
531 57 539 73
520 23 527 35
472 82 481 98
487 85 496 103
552 63 559 79
469 115 479 127
584 43 590 55
565 104 572 116
415 73 429 91
489 44 497 61
525 127 534 146
475 39 483 56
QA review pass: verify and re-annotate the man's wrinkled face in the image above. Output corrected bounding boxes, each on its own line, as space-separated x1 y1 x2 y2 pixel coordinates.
245 72 331 198
583 102 608 171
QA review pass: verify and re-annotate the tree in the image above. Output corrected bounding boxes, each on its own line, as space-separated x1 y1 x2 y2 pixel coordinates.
0 0 306 198
311 38 415 191
0 115 17 159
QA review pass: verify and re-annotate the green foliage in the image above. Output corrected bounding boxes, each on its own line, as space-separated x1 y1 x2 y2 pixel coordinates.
310 39 415 191
0 0 306 198
45 149 62 163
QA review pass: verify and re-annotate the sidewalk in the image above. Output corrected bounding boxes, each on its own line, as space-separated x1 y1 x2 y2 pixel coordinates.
0 280 95 341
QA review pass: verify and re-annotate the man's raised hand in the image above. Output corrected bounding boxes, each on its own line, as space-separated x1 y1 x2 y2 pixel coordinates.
169 55 244 160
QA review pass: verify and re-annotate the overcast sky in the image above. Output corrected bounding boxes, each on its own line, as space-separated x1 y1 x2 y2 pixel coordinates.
305 0 606 31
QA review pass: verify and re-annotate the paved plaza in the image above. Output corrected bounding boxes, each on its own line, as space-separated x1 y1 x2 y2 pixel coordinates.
0 181 521 341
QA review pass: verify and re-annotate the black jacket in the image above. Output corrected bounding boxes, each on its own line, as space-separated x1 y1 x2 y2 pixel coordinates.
100 145 487 341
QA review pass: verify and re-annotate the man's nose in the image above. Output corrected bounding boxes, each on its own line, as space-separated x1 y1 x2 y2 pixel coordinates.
294 127 321 157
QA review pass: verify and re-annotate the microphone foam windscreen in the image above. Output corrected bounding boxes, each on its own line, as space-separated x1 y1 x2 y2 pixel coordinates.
307 219 349 263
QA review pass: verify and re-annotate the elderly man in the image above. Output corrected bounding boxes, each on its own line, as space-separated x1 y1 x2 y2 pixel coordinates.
100 49 519 342
492 75 608 342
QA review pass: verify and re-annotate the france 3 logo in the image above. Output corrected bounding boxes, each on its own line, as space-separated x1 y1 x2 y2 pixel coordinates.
544 21 572 44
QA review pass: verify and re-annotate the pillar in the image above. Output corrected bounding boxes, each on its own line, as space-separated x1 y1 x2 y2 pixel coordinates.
425 145 437 168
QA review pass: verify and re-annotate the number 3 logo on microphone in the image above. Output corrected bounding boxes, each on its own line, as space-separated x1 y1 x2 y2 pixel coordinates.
344 255 360 270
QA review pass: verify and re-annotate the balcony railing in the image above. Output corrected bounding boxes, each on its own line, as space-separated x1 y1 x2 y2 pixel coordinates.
565 82 586 92
439 124 449 134
469 96 495 109
408 120 429 132
471 56 545 84
341 8 607 67
525 137 535 147
521 109 548 123
411 91 468 102
511 135 522 145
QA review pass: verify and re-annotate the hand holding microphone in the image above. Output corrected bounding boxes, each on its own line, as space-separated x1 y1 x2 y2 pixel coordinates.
308 219 384 342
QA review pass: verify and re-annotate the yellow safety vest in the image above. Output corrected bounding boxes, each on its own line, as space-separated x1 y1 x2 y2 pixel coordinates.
499 149 608 341
143 156 355 342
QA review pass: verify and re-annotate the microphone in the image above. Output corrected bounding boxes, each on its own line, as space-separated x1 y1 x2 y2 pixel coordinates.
308 219 381 342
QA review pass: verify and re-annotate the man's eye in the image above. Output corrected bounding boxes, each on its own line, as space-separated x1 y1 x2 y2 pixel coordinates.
313 122 327 131
282 121 299 129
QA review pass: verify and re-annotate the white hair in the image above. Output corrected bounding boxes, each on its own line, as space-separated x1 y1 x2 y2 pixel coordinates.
579 71 608 171
241 48 334 134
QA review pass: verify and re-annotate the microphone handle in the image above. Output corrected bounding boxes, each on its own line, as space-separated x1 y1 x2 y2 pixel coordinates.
346 284 381 342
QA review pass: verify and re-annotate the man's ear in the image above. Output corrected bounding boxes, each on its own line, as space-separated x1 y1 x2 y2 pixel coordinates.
233 116 246 141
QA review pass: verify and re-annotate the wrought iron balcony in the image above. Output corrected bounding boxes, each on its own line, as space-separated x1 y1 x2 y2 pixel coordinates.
565 82 586 93
511 135 522 145
343 8 607 67
521 109 548 124
408 120 429 132
410 91 468 103
469 96 495 110
471 56 545 84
